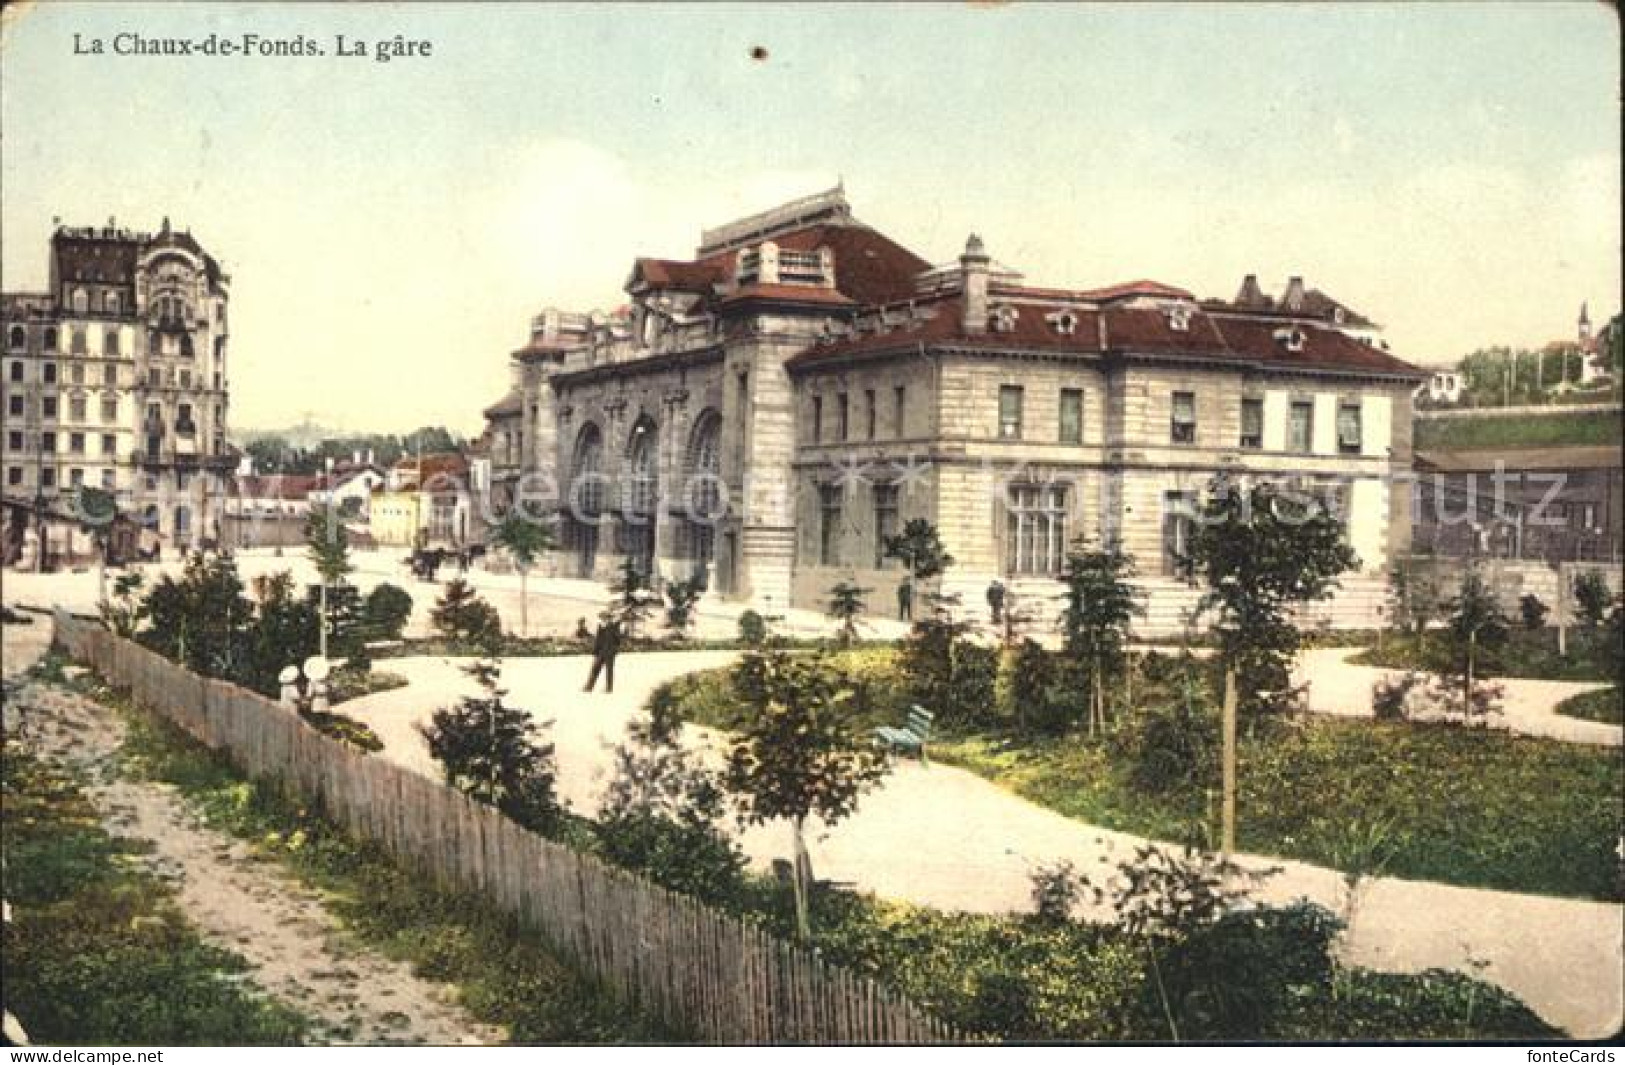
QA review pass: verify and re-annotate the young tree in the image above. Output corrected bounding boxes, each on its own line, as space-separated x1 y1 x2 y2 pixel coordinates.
724 646 889 940
140 552 254 679
491 511 556 638
431 578 503 650
1056 539 1143 735
826 580 870 647
1518 593 1549 631
101 572 147 638
596 689 744 902
305 507 353 659
243 572 321 698
1179 478 1358 725
882 518 955 581
662 574 704 642
363 582 414 641
419 657 560 833
607 556 657 641
1445 570 1509 715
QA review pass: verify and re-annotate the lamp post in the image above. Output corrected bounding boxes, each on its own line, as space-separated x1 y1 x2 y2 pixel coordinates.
318 456 333 660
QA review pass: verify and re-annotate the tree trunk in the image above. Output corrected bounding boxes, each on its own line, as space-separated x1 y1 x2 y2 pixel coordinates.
1221 667 1238 855
519 570 529 638
790 817 813 942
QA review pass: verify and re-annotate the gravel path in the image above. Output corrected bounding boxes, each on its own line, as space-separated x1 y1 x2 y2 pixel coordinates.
1 623 503 1046
1295 647 1621 746
346 649 1625 1038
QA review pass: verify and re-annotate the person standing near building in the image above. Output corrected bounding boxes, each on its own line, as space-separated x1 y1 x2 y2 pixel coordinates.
897 576 914 621
583 613 623 694
986 578 1007 626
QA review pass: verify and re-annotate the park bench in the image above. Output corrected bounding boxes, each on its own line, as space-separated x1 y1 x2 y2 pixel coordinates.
875 704 934 763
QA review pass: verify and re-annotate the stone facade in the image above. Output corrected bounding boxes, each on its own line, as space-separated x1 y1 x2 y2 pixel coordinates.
3 220 232 563
482 189 1424 627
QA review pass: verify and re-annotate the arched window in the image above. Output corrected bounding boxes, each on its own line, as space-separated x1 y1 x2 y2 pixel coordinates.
684 410 724 523
42 327 58 351
104 329 121 356
570 423 605 521
6 325 23 350
625 418 659 517
71 288 88 313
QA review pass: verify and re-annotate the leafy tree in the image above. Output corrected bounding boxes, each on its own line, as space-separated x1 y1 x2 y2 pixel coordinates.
882 518 955 581
1445 570 1508 714
1179 478 1358 725
75 486 118 606
491 511 556 637
242 572 321 697
662 574 704 642
899 592 996 729
419 657 560 833
140 553 254 679
1518 593 1549 631
1057 539 1143 735
310 583 372 671
596 688 745 902
363 582 414 641
724 645 889 940
305 507 353 587
431 578 503 650
737 609 767 647
826 580 870 647
996 637 1060 732
1572 571 1613 628
607 556 657 640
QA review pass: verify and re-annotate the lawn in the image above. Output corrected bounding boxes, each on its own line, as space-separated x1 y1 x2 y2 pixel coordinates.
1556 687 1624 725
0 747 310 1045
1413 409 1623 450
662 650 1625 901
1350 627 1617 682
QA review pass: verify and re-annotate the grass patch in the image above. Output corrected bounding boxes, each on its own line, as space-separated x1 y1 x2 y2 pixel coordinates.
108 694 670 1044
1350 628 1617 682
1555 687 1624 725
1414 410 1623 450
936 717 1623 901
0 747 309 1045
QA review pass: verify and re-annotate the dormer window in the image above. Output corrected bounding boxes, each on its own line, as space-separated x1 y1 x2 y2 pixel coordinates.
1274 327 1307 353
1047 310 1079 336
1167 306 1192 332
990 304 1019 333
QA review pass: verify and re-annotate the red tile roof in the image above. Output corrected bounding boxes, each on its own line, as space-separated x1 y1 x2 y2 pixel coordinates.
717 283 856 307
630 258 726 292
787 295 1422 378
996 279 1194 302
236 475 319 501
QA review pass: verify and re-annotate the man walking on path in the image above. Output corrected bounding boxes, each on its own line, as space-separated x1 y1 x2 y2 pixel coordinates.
896 577 914 621
583 614 623 694
986 579 1006 626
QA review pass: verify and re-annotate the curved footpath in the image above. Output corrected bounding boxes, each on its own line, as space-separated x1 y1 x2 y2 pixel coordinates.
345 650 1625 1039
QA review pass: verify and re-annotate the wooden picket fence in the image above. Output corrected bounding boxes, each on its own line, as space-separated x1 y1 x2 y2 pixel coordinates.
52 613 962 1045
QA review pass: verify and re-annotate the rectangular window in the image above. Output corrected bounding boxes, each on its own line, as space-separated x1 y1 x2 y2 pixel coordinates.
6 431 20 451
101 397 117 422
177 403 195 434
69 396 87 422
42 396 58 419
1162 490 1197 575
41 432 56 453
7 395 22 416
1289 400 1314 453
100 468 115 489
1240 398 1264 449
7 361 21 382
873 483 900 568
893 386 906 437
865 389 877 441
1058 388 1083 445
70 364 85 385
69 432 85 454
104 330 120 356
101 434 116 455
837 392 850 441
998 385 1024 440
1337 402 1362 455
43 362 57 384
819 483 844 566
7 467 21 486
177 471 192 491
1171 391 1197 444
69 468 84 488
40 467 55 488
1005 484 1068 575
147 368 160 388
103 364 117 386
811 395 823 444
70 329 87 355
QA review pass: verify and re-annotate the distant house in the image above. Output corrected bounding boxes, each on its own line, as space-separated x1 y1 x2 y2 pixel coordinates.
223 474 319 549
1413 444 1622 563
309 462 385 521
1415 371 1464 406
372 452 474 547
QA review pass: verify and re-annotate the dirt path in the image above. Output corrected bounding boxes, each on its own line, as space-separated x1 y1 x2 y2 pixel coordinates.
4 661 503 1046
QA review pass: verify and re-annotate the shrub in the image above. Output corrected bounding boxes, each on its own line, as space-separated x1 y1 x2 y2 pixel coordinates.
1119 695 1219 796
900 594 997 729
1029 859 1089 924
364 582 414 641
996 639 1063 733
737 609 767 647
1371 671 1425 721
1518 593 1549 630
1573 571 1614 628
430 578 503 649
662 575 704 642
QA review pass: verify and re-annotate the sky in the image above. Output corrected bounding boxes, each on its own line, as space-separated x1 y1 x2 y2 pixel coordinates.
2 2 1619 436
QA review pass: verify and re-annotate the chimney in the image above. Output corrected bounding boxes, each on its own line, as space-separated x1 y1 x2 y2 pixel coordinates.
1235 274 1264 306
961 233 990 334
1282 276 1306 311
758 241 780 285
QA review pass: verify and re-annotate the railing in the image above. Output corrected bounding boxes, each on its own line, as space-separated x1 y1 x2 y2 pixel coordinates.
51 616 964 1046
